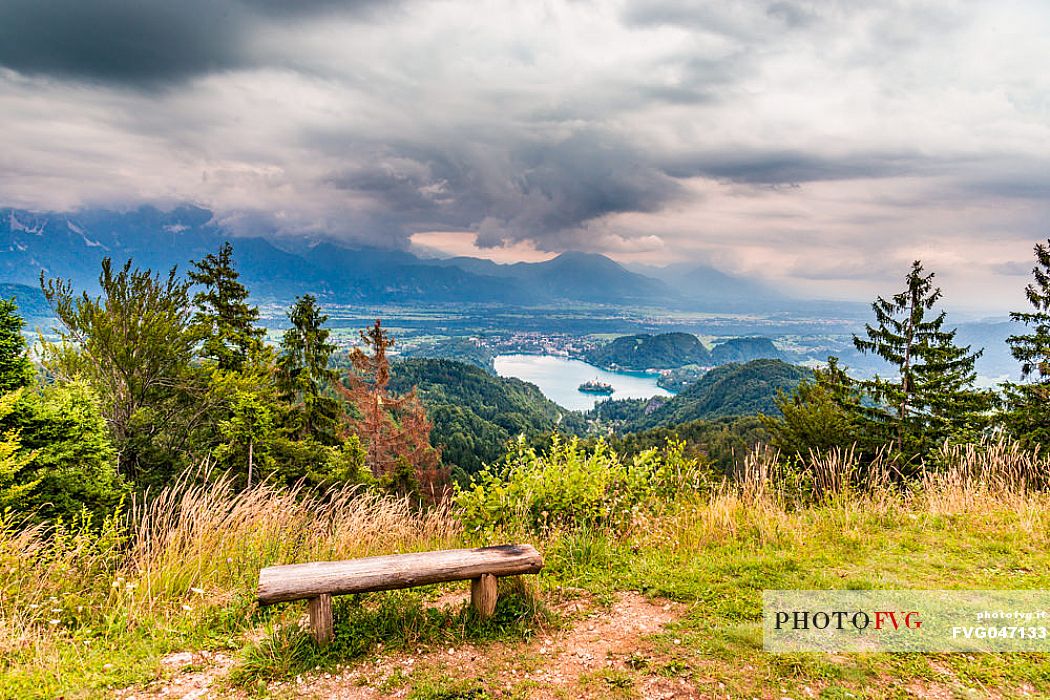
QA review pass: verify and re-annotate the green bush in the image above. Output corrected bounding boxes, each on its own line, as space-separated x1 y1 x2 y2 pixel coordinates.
454 435 706 536
7 381 126 522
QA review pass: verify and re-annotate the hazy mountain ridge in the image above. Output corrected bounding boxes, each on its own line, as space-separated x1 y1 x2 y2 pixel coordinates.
1 205 789 310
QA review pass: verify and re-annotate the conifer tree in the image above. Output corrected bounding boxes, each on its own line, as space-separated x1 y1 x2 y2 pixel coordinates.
766 357 866 457
336 320 445 499
0 389 37 509
277 295 339 444
0 300 35 507
1004 239 1050 447
853 261 993 459
0 298 33 393
189 242 264 372
216 390 274 488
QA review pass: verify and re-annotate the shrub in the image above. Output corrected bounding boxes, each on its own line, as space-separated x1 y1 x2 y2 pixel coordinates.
454 435 706 536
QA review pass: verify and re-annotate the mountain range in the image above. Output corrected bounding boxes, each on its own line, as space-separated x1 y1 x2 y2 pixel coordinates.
1 205 793 311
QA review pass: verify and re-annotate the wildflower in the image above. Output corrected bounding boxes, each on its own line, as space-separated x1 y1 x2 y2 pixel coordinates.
48 619 60 626
190 587 205 595
51 608 62 613
182 605 192 612
29 603 39 609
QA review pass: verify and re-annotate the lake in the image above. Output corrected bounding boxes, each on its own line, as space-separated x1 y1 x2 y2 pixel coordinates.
493 354 674 411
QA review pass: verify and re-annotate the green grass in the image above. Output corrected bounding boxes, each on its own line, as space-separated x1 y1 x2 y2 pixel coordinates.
3 446 1050 698
234 578 546 685
538 491 1050 699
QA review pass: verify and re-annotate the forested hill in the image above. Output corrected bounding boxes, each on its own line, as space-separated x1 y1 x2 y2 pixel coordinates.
389 358 585 477
1 284 48 318
585 332 787 372
623 359 809 430
585 332 712 369
710 337 785 364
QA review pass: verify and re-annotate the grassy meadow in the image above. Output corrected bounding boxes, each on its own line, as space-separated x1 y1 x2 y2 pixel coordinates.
1 441 1049 699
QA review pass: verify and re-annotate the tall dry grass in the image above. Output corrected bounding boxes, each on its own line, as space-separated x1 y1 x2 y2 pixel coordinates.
0 475 459 657
638 438 1050 553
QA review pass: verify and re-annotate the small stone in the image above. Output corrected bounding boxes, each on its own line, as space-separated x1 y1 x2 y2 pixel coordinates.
162 652 194 667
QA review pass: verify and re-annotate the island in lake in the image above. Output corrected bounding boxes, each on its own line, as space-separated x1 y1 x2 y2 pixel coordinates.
578 379 615 395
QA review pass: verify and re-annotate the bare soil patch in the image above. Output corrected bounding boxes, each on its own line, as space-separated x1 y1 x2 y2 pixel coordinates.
114 591 691 699
113 650 236 700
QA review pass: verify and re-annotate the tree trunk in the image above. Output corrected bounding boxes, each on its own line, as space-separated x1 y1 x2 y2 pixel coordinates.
898 292 916 454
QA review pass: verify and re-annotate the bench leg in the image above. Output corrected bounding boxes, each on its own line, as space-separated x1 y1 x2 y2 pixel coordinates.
308 594 333 645
471 574 498 618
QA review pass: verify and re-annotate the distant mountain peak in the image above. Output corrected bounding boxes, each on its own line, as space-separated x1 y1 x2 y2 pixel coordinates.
0 205 680 307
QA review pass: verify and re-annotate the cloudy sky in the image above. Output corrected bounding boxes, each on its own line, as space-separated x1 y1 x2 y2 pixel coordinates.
1 0 1048 310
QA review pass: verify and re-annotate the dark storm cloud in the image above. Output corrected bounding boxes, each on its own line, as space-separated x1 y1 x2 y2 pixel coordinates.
0 0 240 86
622 0 817 36
0 0 394 88
1 0 1048 310
327 134 684 245
662 150 924 185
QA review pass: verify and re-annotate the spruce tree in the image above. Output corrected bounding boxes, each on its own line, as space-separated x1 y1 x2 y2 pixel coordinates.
1004 239 1050 447
766 357 865 457
277 295 339 444
215 390 274 488
0 298 34 393
0 389 37 509
335 320 444 499
189 242 264 372
853 261 993 459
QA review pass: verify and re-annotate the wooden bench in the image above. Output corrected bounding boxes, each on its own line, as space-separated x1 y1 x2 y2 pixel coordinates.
257 544 544 644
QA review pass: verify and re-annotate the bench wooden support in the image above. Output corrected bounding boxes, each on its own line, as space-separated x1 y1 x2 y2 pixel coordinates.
307 594 333 645
470 573 497 618
258 544 542 645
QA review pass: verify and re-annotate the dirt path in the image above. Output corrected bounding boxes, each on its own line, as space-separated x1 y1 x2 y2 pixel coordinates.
115 591 695 699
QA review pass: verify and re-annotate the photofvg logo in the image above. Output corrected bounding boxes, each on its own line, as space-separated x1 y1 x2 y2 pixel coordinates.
763 590 1050 652
774 609 922 632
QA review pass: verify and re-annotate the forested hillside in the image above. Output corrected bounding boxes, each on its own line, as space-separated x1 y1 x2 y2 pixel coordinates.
628 359 809 430
399 338 496 372
709 336 785 364
602 415 770 472
585 331 711 369
389 358 584 477
0 284 48 318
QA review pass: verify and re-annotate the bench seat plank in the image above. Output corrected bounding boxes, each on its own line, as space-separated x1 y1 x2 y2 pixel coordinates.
257 544 543 605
